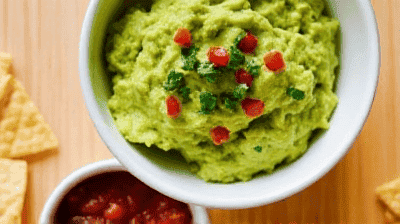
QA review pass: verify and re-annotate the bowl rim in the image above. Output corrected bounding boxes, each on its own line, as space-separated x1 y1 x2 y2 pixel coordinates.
39 158 210 224
78 0 381 209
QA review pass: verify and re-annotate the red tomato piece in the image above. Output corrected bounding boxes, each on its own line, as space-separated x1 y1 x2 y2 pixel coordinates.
165 95 182 119
241 98 265 118
235 68 254 87
210 126 230 145
81 195 106 214
173 27 192 48
263 50 286 74
104 203 124 220
207 46 230 67
238 32 258 54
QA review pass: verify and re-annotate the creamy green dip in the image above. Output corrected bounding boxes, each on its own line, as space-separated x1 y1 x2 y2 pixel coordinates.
106 0 340 183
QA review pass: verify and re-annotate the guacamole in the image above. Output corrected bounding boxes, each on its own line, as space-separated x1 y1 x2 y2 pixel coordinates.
106 0 340 183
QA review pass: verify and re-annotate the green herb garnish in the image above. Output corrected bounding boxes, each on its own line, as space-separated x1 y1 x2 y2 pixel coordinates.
199 92 217 114
181 46 199 71
179 86 191 100
287 87 305 100
163 70 184 91
224 97 238 109
254 146 262 153
247 59 261 77
233 84 248 99
233 32 247 47
197 62 220 83
226 46 245 69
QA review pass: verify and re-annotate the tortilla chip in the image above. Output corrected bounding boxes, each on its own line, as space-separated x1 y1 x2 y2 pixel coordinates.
0 79 24 158
0 74 13 100
0 158 27 224
0 78 58 158
376 176 400 217
0 53 12 75
7 80 58 158
0 75 14 117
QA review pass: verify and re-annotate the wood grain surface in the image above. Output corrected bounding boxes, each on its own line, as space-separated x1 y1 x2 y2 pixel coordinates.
0 0 397 223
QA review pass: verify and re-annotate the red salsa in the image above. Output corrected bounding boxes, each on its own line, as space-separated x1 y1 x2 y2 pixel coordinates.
55 172 192 224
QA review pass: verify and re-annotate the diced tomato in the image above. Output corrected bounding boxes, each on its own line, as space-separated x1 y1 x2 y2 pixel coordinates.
237 32 258 54
165 95 182 119
263 50 286 74
173 27 192 48
241 98 265 118
235 68 254 87
81 196 107 214
207 46 230 67
104 203 124 220
210 126 230 145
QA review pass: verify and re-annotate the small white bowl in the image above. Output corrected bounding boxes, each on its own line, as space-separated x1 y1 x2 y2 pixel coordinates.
39 159 210 224
79 0 380 209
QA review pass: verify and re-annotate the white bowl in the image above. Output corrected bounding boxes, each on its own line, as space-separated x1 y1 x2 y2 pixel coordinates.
79 0 380 209
39 159 210 224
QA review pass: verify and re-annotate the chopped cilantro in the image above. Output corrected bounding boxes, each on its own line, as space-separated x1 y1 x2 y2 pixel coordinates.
233 32 247 47
287 87 305 100
181 46 199 71
254 146 262 153
247 59 261 77
197 62 220 83
163 70 184 91
179 86 191 100
233 84 248 99
224 97 238 109
227 46 245 69
199 92 217 114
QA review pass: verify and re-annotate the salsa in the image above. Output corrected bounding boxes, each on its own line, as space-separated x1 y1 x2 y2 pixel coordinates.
55 172 192 224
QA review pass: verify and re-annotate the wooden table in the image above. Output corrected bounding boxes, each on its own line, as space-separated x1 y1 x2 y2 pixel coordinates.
0 0 397 223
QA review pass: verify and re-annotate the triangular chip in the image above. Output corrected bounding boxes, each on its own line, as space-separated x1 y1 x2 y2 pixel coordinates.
376 176 400 217
0 79 24 158
7 80 58 158
0 158 27 224
0 74 14 112
0 54 58 158
0 53 12 75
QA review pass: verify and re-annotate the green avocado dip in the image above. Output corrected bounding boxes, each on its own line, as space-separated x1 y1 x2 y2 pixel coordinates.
106 0 340 183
